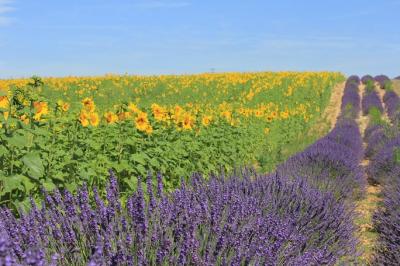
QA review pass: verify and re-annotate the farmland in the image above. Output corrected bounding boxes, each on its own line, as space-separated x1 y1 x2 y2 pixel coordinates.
1 72 400 265
0 72 342 206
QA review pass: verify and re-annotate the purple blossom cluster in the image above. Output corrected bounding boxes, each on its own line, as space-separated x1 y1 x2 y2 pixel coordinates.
367 134 400 184
361 75 374 85
364 123 384 141
374 75 391 90
364 124 391 159
373 167 400 264
383 90 400 123
0 170 356 265
362 89 384 115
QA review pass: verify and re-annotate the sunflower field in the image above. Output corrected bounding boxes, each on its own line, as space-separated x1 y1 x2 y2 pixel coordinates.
0 72 344 208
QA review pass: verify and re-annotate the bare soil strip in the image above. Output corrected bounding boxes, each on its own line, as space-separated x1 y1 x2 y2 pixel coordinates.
392 80 400 95
357 84 369 134
322 81 345 130
375 82 391 123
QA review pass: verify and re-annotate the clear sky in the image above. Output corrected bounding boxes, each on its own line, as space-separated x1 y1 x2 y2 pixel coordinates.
0 0 399 78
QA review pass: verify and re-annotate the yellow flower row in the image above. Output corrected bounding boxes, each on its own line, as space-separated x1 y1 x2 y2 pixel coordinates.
0 95 316 132
0 72 342 105
0 72 342 138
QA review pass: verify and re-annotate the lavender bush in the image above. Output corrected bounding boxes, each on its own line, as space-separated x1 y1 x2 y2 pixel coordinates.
339 82 360 120
364 124 384 142
373 167 400 265
364 124 392 159
362 90 384 115
368 134 400 184
0 170 357 265
326 119 364 159
383 90 400 123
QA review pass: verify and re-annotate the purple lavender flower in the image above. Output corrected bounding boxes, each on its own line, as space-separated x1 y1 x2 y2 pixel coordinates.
0 229 15 266
362 90 384 115
23 248 45 266
364 124 391 158
338 81 360 120
372 167 400 264
383 90 400 123
368 134 400 184
0 169 357 265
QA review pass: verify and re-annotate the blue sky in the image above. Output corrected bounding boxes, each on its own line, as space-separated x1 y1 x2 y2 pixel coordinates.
0 0 399 78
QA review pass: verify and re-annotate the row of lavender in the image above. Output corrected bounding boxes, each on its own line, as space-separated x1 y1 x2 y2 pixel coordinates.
2 171 359 265
0 77 363 265
361 75 384 115
277 76 364 200
364 74 399 183
361 76 397 156
362 76 400 264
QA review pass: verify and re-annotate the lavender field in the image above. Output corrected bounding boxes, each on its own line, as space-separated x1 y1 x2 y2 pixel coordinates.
1 74 400 265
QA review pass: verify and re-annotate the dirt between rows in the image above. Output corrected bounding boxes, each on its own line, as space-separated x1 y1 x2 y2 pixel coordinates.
323 81 345 130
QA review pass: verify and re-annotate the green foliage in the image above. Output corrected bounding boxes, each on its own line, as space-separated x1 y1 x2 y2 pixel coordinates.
27 76 44 89
393 147 400 164
384 80 393 91
0 73 345 209
365 80 375 93
369 107 384 125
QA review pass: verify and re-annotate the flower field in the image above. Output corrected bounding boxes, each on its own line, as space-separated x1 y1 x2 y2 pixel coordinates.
2 72 400 265
0 72 343 207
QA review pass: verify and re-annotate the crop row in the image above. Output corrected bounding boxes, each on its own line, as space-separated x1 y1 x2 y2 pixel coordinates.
361 76 384 116
361 77 400 264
